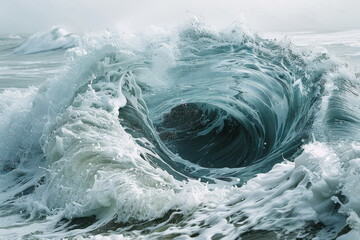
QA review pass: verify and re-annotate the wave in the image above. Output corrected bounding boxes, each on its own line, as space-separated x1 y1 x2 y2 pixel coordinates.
13 27 79 54
1 22 360 239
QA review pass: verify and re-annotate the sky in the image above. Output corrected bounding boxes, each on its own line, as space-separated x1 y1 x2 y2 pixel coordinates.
1 0 360 34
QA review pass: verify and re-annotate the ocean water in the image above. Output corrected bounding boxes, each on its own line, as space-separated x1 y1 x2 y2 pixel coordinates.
1 23 360 239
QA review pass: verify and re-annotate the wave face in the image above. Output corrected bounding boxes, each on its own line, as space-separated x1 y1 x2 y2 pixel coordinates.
13 27 79 54
1 23 360 239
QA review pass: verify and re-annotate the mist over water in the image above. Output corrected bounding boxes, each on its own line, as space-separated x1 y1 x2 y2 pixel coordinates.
1 0 360 34
1 2 360 239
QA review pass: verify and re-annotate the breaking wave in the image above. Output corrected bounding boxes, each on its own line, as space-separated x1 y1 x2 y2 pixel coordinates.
1 22 360 239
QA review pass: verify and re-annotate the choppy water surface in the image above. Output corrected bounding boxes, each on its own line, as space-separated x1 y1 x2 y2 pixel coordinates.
1 24 360 239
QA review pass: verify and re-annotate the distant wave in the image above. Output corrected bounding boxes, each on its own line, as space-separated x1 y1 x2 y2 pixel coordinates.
13 27 79 54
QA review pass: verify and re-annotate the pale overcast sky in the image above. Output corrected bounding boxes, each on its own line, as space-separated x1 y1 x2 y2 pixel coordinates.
1 0 360 34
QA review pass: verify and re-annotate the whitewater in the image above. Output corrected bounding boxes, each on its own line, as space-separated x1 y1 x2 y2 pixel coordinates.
1 23 360 239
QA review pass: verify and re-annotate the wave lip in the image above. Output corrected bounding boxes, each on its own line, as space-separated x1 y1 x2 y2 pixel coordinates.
13 27 79 54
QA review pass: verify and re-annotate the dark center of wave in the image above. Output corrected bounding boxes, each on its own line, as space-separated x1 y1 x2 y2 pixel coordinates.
156 103 265 168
